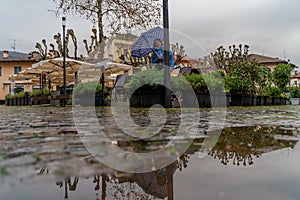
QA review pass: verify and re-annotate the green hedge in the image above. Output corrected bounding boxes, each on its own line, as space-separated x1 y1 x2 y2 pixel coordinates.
290 87 300 98
73 82 106 96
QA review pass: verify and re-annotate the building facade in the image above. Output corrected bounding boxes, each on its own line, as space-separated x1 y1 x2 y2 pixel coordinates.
0 50 37 100
104 33 137 62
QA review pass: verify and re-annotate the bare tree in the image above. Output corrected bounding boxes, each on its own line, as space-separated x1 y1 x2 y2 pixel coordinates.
31 29 81 61
53 0 162 59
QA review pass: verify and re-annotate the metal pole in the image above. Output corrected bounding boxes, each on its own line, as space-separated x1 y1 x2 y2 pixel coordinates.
101 65 105 106
167 164 174 200
64 179 68 199
163 0 171 108
62 17 67 106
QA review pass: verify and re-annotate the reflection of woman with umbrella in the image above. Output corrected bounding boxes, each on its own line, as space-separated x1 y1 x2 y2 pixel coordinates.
152 38 175 70
134 162 177 199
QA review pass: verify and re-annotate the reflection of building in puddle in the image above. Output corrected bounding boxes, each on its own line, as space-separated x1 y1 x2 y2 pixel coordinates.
51 162 179 200
207 126 298 166
37 154 190 200
35 125 297 199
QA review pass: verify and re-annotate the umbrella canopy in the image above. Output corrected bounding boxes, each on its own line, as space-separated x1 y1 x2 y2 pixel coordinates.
78 61 132 79
32 57 94 74
30 57 94 85
9 58 93 87
131 27 163 58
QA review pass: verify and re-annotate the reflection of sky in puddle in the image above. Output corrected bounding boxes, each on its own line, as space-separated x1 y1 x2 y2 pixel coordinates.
1 124 300 200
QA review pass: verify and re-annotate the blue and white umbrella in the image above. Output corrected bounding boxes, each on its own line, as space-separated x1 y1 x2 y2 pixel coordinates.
131 26 164 58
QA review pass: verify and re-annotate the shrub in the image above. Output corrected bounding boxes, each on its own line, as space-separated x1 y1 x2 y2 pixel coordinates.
202 71 225 93
290 87 300 98
183 74 206 91
5 94 13 99
30 89 42 97
268 87 281 98
42 88 50 95
14 91 25 98
66 99 72 105
73 82 104 96
125 68 190 92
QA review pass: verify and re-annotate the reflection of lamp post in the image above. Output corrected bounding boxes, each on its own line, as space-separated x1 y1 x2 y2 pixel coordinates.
163 0 171 108
62 17 67 106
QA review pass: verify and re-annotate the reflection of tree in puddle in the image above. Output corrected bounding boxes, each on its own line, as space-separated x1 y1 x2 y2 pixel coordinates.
51 165 177 200
208 126 298 166
37 155 190 200
34 125 298 199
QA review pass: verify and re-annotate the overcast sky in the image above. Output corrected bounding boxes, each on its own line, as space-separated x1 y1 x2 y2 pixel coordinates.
1 0 300 65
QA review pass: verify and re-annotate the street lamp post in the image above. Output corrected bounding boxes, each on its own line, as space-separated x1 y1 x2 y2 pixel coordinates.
163 0 171 108
101 65 105 106
62 17 67 106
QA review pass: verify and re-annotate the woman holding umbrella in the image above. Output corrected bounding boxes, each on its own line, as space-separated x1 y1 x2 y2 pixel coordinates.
152 38 175 70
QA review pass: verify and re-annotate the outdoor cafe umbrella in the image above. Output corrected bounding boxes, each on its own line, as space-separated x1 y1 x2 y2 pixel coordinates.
131 26 163 58
31 57 94 87
77 61 132 79
31 57 94 74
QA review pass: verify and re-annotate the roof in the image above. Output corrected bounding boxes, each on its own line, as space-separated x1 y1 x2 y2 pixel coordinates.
181 56 199 64
291 73 300 79
0 50 36 62
248 53 287 64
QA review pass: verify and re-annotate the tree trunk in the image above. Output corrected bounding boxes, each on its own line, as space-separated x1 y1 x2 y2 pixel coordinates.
97 0 105 59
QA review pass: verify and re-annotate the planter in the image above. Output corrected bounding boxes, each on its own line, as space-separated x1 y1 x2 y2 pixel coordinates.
195 92 211 107
95 93 105 106
198 92 229 107
76 93 104 106
290 98 300 105
24 95 29 106
130 86 164 108
13 98 17 106
230 94 255 106
256 96 268 106
5 98 10 106
32 95 50 105
265 97 273 106
280 98 287 105
50 91 61 106
19 97 25 106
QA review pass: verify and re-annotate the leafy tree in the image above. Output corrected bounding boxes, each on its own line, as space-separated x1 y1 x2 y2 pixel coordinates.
53 0 162 58
256 66 273 96
273 64 294 92
225 60 261 94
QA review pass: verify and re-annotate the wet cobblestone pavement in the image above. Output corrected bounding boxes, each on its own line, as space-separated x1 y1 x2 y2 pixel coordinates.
1 105 300 179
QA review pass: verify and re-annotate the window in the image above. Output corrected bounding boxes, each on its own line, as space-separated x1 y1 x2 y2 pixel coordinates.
14 86 24 94
14 66 22 74
0 66 2 76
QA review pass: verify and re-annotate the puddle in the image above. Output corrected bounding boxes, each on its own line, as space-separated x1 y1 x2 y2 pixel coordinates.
1 105 300 199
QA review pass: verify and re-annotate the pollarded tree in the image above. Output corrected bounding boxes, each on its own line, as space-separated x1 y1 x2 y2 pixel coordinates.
53 0 162 59
211 44 249 72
